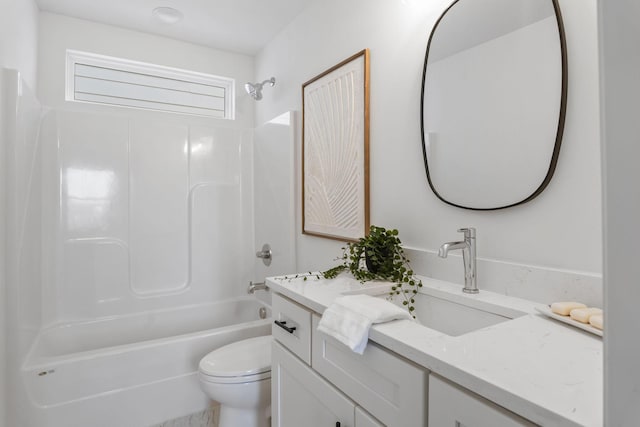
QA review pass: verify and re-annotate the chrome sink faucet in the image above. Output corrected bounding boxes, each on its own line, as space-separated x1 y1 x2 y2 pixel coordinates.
438 228 478 294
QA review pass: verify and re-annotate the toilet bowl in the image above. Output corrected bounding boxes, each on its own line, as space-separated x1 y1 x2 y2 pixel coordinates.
198 335 272 427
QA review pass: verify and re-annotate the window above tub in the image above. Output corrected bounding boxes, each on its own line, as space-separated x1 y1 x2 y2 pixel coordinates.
65 50 235 119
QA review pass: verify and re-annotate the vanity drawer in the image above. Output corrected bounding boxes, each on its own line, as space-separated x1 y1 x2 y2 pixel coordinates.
429 374 536 426
272 293 312 365
311 314 428 427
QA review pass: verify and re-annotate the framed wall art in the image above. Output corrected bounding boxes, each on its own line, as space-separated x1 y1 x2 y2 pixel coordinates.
302 49 370 241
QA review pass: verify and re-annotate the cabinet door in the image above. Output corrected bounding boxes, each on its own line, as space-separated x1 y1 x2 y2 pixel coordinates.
312 315 427 427
429 375 537 427
355 407 384 427
272 341 355 427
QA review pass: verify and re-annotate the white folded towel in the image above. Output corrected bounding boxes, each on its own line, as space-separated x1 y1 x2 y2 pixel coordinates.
317 294 412 354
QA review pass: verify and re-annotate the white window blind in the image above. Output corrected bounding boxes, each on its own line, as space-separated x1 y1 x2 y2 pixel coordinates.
66 50 235 119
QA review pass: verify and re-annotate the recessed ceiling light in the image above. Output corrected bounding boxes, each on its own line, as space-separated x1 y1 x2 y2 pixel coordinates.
152 7 183 24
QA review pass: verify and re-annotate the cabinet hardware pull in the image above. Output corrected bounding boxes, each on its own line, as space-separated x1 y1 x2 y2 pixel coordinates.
274 320 296 333
336 422 341 427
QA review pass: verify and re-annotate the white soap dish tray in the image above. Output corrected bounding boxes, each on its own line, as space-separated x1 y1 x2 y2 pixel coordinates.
535 305 603 337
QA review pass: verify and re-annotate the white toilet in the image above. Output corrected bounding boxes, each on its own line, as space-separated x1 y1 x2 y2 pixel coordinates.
198 335 272 427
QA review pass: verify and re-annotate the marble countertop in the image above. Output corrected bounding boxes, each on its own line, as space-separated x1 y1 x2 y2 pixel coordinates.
266 274 602 427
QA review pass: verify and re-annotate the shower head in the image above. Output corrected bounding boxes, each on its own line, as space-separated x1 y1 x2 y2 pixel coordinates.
244 77 276 101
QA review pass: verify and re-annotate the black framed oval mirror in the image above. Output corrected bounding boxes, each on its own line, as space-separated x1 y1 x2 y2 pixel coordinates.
420 0 567 210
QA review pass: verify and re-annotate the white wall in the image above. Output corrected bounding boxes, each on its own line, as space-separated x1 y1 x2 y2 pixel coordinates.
600 1 640 425
1 2 39 425
0 0 39 90
37 12 255 129
255 0 602 303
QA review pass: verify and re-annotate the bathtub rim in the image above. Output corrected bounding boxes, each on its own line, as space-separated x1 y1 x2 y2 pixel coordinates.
23 296 271 370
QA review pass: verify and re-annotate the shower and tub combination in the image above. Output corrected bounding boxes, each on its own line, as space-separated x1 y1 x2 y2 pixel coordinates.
2 68 294 427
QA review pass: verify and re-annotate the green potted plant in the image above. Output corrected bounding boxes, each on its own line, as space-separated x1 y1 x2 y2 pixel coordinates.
281 226 423 316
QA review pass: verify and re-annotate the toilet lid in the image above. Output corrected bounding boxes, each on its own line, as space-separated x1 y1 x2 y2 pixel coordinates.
199 335 272 377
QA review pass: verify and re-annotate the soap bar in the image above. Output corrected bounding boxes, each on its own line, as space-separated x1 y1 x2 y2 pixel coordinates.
551 301 586 316
570 307 603 324
589 314 604 330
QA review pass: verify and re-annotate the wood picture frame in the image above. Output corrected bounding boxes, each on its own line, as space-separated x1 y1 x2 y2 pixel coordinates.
302 49 370 241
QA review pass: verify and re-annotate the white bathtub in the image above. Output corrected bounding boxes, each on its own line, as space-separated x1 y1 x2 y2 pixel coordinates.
21 296 271 427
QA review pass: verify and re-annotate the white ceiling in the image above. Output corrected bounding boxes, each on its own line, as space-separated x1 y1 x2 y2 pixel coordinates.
35 0 316 55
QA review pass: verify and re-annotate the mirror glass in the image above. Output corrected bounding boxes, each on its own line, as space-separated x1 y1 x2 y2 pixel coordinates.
421 0 566 210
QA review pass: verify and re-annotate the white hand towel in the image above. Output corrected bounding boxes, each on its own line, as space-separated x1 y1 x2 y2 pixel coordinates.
317 294 411 354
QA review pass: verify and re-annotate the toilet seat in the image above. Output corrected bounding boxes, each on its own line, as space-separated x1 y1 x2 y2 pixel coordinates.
199 370 271 384
199 335 272 384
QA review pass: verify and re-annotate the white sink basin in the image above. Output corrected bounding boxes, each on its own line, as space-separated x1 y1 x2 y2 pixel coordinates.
411 292 520 336
386 279 530 336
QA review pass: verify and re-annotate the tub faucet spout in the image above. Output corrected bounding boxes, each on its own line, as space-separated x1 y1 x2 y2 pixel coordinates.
248 281 268 294
438 228 478 294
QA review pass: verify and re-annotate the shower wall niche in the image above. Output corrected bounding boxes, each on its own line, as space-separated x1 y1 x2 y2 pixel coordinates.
41 110 254 324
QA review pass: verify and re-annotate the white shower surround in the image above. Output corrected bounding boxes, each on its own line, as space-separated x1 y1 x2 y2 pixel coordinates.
2 68 46 427
40 109 254 323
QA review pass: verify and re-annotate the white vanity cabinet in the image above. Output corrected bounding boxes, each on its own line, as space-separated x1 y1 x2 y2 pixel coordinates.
268 275 601 427
429 374 537 427
272 341 358 427
271 293 424 427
